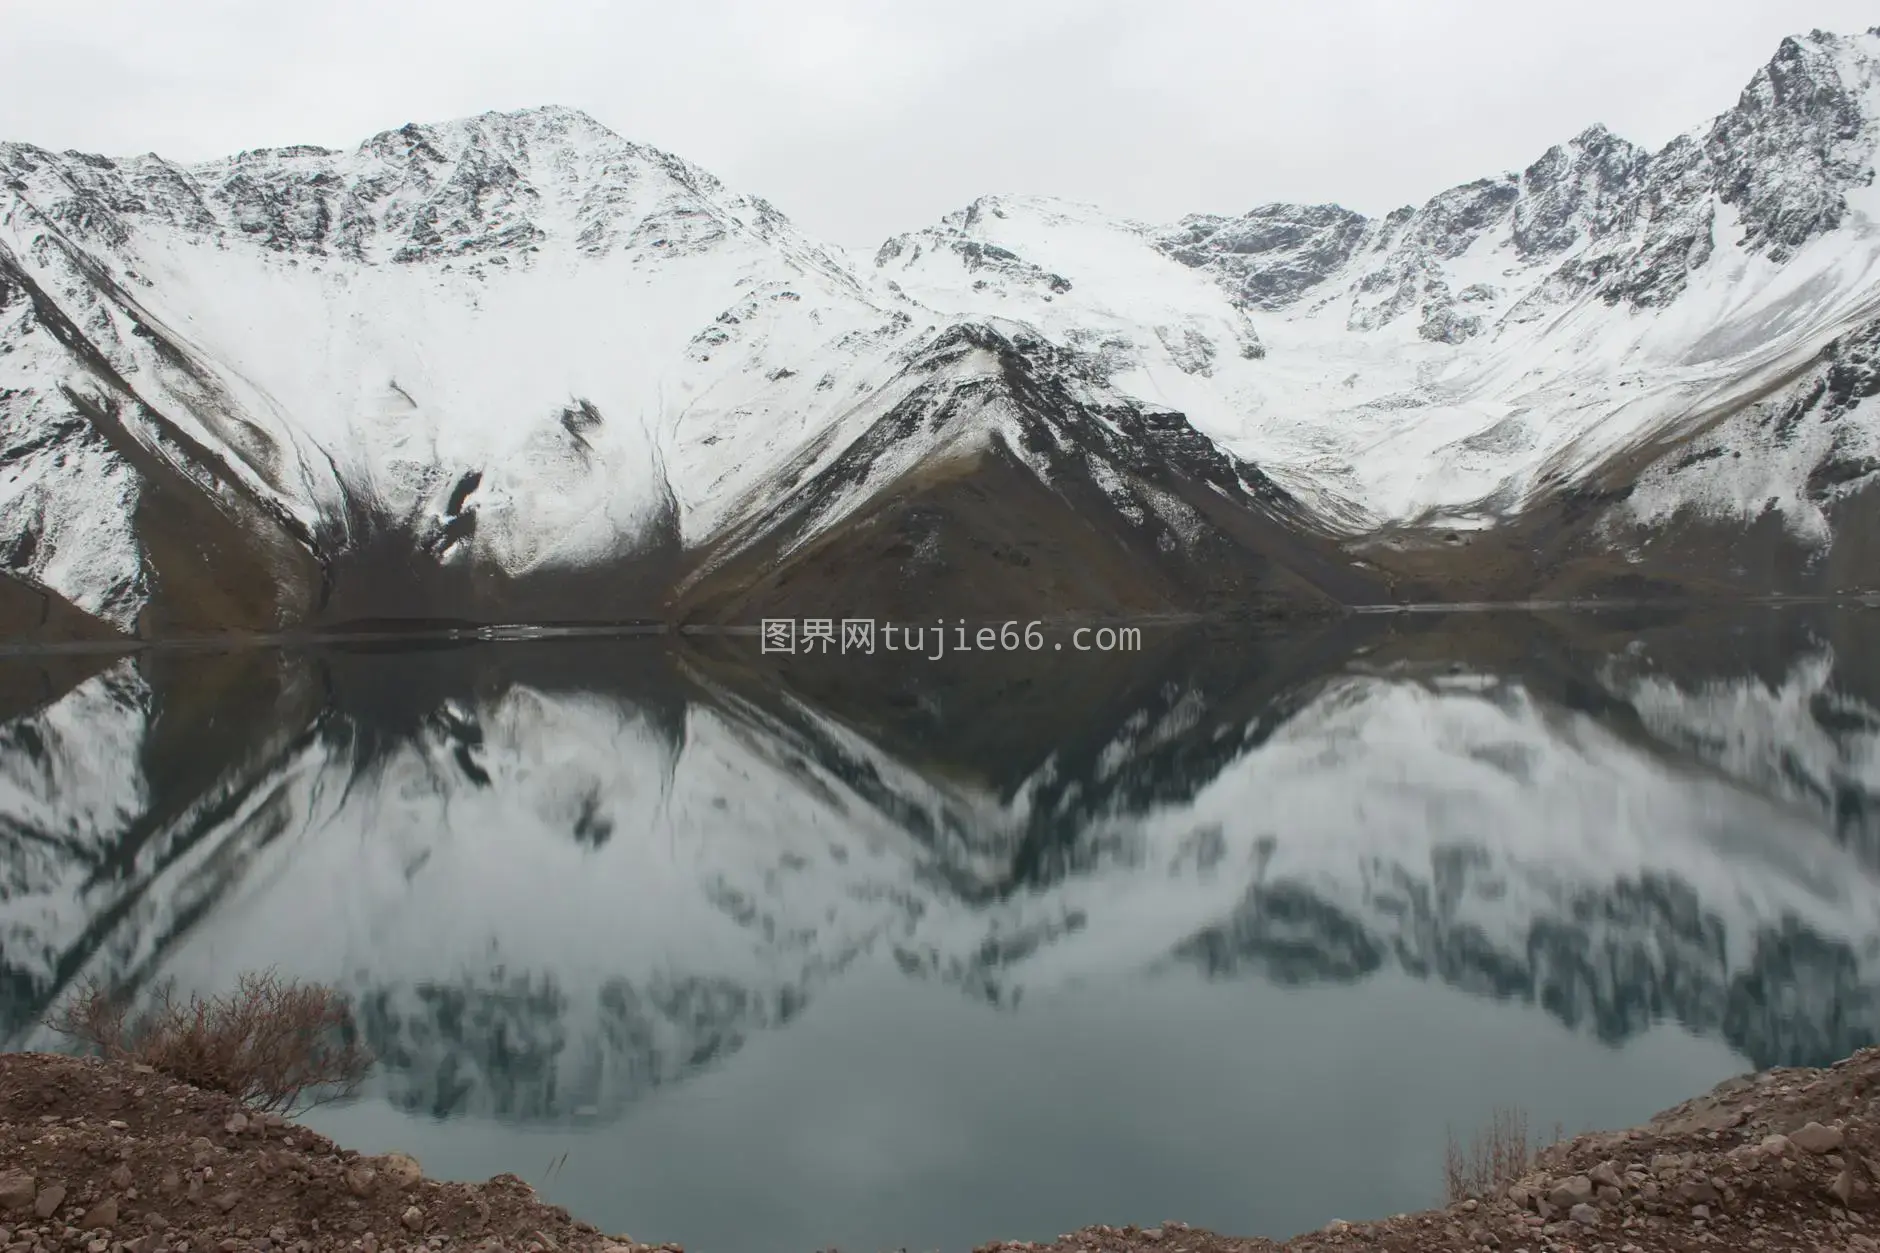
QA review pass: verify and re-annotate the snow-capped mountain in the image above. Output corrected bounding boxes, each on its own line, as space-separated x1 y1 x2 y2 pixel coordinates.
4 617 1879 1121
5 29 1880 635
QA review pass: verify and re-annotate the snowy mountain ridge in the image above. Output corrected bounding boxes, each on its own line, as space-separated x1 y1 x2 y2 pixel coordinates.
5 29 1880 633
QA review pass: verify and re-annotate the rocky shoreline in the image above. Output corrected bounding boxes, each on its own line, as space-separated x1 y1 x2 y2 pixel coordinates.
4 1048 1878 1253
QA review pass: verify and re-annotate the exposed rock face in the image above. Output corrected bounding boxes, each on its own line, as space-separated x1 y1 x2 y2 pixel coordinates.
1713 32 1880 261
1159 30 1880 318
1152 203 1371 310
677 322 1381 623
875 199 1076 299
1510 125 1650 258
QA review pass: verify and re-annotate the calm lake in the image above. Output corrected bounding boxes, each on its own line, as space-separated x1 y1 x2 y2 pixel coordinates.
3 607 1878 1252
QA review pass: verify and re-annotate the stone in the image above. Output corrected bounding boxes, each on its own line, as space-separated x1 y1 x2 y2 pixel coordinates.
31 1187 63 1220
343 1169 377 1198
1140 1229 1162 1242
0 1175 31 1213
1546 1176 1594 1209
106 1167 131 1192
1679 1179 1721 1205
105 1122 127 1132
1792 1122 1844 1155
376 1155 423 1190
1596 1184 1623 1205
223 1114 247 1136
209 1193 240 1215
144 1215 167 1232
1569 1203 1599 1227
1589 1161 1622 1189
400 1209 424 1234
1831 1169 1867 1207
76 1200 115 1232
1692 1204 1711 1220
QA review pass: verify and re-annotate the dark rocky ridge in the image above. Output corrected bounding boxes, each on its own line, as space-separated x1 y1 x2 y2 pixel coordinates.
0 237 323 636
1152 204 1371 310
675 323 1384 624
1155 29 1880 328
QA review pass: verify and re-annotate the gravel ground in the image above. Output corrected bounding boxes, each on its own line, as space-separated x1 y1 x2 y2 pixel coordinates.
0 1053 666 1253
4 1048 1878 1253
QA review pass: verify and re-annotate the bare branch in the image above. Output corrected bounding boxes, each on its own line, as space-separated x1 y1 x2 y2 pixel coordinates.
45 969 372 1114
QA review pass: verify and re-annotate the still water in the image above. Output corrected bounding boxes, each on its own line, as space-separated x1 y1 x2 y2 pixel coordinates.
2 608 1878 1252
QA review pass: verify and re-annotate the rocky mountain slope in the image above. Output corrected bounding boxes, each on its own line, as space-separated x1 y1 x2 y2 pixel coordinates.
4 29 1880 634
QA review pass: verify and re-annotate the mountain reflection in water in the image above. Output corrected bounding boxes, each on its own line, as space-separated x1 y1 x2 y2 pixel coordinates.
1 608 1878 1251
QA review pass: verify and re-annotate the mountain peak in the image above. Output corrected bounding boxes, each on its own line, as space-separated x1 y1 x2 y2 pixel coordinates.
352 105 627 166
1566 122 1633 151
1704 24 1880 262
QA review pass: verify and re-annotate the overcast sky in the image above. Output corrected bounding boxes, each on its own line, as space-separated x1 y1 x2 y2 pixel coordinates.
2 0 1874 247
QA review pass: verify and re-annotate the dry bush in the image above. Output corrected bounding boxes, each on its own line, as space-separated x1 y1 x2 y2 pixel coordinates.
1442 1106 1566 1204
46 969 372 1114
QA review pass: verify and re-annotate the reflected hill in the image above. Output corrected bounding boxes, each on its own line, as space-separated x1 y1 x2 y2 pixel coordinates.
0 610 1877 1125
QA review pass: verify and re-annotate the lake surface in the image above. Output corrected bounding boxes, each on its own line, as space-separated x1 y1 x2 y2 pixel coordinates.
3 607 1879 1252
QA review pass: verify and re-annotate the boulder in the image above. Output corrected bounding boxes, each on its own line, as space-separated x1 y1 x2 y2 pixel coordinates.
1791 1122 1844 1155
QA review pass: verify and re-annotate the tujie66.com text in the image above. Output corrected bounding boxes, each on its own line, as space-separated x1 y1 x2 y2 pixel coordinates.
760 618 1142 658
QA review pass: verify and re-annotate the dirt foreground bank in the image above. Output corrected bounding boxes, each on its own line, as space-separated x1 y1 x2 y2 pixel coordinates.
0 1053 667 1253
4 1048 1879 1253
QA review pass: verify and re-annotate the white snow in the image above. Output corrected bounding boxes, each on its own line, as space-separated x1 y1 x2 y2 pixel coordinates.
4 31 1880 616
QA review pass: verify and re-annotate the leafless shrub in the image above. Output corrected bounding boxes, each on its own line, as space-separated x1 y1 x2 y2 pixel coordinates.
45 969 372 1114
1443 1105 1566 1204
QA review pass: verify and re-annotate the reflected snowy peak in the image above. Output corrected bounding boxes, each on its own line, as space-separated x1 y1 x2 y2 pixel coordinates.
1 613 1878 1122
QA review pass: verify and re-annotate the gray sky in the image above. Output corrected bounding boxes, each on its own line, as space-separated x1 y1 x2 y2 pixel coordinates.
2 0 1874 248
